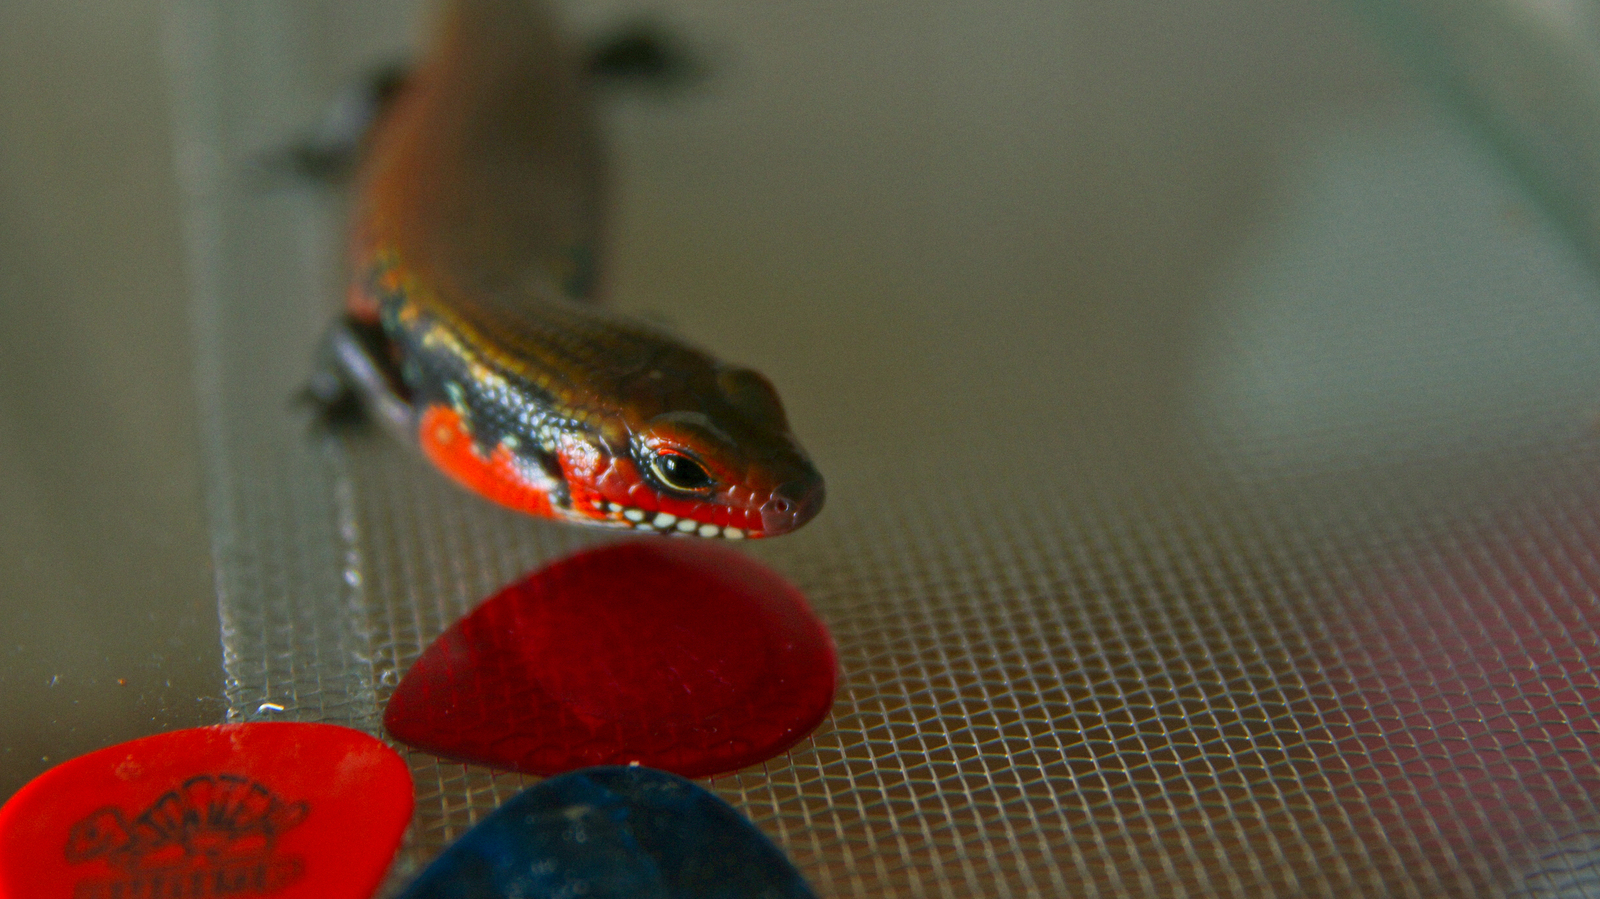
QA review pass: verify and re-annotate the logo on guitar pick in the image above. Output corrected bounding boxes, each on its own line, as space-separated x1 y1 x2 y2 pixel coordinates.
62 773 309 898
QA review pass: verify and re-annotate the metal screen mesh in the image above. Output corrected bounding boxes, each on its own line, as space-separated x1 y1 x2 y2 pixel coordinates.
204 423 1600 898
162 0 1600 896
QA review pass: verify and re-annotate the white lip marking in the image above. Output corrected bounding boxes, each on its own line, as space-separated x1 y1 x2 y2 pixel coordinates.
607 502 622 513
723 527 745 540
623 509 645 523
698 523 719 538
675 519 697 533
653 512 677 528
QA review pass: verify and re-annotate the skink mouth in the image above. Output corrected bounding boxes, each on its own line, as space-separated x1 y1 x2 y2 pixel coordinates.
758 475 826 537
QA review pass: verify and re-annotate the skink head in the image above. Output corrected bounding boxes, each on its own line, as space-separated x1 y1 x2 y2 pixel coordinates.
403 292 823 539
556 360 824 539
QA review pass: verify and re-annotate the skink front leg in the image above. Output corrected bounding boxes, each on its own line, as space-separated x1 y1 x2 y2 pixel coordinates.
308 315 418 444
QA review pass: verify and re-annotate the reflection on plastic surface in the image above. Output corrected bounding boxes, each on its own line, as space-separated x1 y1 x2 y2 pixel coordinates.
1330 516 1600 876
1345 0 1600 273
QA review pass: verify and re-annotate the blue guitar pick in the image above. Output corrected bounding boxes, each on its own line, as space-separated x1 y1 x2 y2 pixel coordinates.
397 766 817 899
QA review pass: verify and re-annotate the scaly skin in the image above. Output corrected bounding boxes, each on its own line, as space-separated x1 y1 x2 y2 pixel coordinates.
334 0 823 538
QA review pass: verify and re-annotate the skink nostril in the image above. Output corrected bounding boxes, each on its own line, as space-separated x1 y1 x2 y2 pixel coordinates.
758 477 824 536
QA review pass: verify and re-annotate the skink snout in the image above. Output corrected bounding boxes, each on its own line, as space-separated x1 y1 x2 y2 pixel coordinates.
759 474 825 536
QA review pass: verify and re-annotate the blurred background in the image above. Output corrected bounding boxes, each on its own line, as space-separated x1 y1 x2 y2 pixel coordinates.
8 0 1600 895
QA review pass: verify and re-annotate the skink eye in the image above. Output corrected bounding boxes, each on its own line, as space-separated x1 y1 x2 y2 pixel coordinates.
649 451 715 493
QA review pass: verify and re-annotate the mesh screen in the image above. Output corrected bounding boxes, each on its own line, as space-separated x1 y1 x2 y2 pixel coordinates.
162 1 1600 896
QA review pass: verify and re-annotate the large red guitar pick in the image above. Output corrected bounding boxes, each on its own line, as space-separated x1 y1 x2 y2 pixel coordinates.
0 722 412 899
384 540 838 778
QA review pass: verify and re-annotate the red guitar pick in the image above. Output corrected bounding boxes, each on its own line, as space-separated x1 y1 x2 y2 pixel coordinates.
384 540 838 778
0 722 412 899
